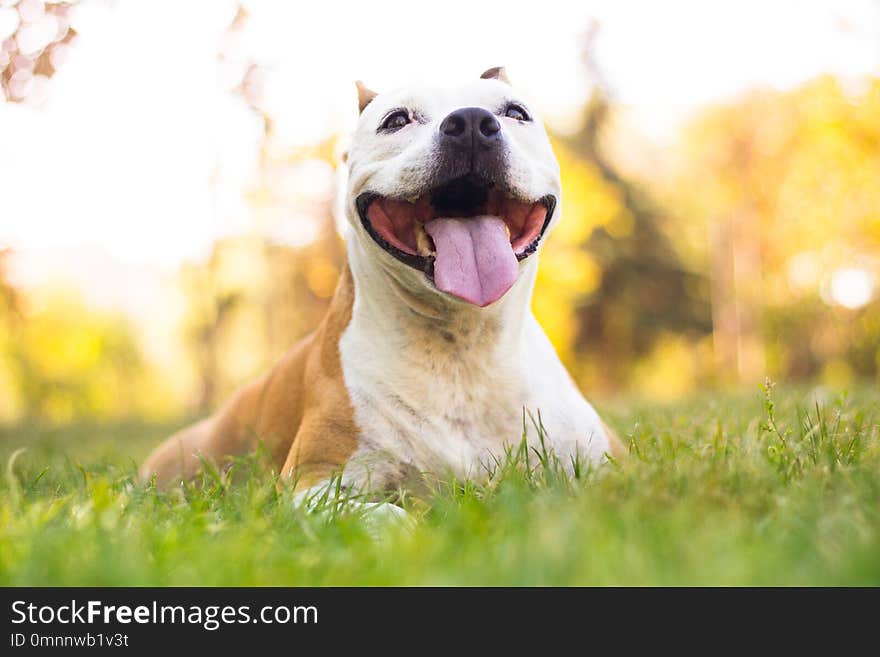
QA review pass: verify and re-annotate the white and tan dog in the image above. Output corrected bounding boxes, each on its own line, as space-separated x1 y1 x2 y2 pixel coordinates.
140 67 624 496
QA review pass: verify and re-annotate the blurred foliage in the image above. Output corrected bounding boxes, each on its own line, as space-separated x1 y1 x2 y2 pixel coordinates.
670 76 880 389
537 91 713 395
0 5 877 422
180 128 344 411
0 254 169 422
1 0 79 103
180 223 343 413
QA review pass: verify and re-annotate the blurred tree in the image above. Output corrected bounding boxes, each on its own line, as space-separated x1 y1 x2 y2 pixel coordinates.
674 76 880 385
179 6 344 412
181 257 243 415
558 91 712 390
0 249 23 420
0 285 153 423
1 0 79 103
535 25 713 394
0 248 21 319
180 143 344 413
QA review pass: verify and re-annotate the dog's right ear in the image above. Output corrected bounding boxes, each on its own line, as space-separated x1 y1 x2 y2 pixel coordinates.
355 80 378 113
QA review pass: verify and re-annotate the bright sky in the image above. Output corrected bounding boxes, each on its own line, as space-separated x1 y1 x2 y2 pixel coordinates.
1 0 878 283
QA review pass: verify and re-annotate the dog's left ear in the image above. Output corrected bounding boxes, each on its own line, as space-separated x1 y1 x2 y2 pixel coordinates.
355 80 378 113
480 66 510 84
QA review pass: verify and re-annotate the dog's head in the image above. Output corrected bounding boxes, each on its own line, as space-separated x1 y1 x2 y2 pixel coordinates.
345 67 560 308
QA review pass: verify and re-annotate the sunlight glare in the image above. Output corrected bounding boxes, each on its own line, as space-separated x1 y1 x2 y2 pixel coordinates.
828 268 874 309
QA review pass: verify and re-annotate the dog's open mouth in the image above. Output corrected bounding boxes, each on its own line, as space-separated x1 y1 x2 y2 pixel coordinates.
356 175 555 307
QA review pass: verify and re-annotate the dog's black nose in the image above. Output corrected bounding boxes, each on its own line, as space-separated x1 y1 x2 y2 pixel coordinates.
439 107 501 148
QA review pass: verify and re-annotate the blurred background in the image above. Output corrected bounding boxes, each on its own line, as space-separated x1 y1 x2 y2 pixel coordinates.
0 0 878 428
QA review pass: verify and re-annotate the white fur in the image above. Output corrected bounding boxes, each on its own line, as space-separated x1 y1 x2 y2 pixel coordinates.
293 485 414 538
336 77 610 491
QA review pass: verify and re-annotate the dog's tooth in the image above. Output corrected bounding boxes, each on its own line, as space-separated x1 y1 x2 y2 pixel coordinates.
504 223 511 242
415 221 435 256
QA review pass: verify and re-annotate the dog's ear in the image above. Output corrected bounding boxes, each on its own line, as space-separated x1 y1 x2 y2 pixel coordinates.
480 66 510 84
355 80 378 113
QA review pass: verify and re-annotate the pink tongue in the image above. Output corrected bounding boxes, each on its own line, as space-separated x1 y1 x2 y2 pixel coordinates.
425 215 518 307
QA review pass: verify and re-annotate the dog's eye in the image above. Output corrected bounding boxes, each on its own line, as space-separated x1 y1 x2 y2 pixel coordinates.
504 103 531 122
379 109 411 132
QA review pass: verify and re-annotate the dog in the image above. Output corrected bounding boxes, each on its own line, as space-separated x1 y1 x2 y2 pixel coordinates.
140 67 624 497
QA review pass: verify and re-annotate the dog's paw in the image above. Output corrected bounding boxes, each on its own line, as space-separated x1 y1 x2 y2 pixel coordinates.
353 501 414 537
292 486 414 538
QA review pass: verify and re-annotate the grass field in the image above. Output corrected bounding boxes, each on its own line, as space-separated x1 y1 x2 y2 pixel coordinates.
1 383 878 586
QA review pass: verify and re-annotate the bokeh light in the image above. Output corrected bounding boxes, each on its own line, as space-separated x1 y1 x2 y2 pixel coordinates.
828 268 874 309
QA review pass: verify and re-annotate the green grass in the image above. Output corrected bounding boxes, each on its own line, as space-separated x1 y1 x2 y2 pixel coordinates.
1 383 878 586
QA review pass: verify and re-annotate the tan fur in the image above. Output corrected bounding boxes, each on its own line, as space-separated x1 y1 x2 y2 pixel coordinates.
601 419 626 460
139 267 358 490
480 66 510 84
355 80 377 113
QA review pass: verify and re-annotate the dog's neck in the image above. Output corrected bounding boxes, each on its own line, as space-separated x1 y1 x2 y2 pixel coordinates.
343 235 537 363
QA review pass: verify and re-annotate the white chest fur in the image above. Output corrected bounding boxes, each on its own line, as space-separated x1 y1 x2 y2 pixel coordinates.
337 243 610 492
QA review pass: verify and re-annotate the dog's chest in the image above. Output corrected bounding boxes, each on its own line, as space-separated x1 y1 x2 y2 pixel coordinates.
337 314 536 485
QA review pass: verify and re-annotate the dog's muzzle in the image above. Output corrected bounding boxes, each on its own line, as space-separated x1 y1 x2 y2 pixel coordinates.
357 177 555 307
356 106 556 308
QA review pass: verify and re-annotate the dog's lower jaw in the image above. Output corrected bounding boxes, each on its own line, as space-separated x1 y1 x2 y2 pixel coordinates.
346 226 537 331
